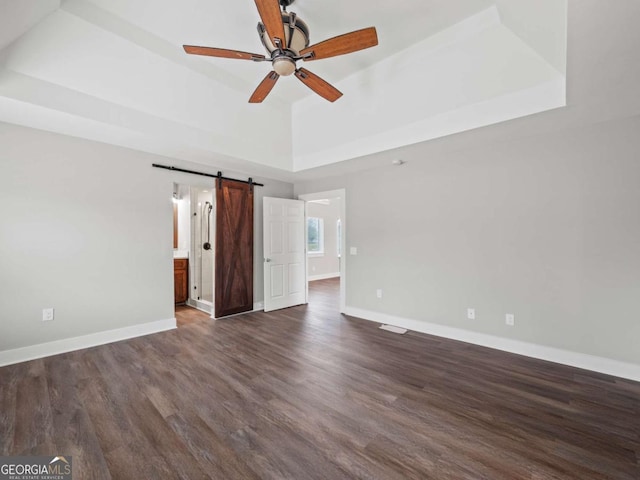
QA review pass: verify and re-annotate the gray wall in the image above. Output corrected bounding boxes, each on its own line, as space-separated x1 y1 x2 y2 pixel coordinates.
295 114 640 365
307 200 341 278
0 122 293 352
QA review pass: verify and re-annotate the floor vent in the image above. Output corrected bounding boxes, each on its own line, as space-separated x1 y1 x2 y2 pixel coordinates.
379 324 408 335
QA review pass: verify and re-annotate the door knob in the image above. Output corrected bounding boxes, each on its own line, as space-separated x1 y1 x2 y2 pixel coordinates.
265 258 271 262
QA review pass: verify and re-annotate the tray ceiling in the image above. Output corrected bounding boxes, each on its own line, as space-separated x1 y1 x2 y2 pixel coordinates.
0 0 567 176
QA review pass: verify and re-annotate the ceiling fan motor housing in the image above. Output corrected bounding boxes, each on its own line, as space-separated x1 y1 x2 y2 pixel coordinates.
259 13 310 76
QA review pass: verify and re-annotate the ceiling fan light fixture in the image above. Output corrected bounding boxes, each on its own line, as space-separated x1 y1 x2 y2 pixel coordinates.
273 57 296 76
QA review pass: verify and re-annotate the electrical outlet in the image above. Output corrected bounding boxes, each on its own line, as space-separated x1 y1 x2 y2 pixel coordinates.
376 289 383 299
505 313 515 326
467 308 475 320
42 308 54 322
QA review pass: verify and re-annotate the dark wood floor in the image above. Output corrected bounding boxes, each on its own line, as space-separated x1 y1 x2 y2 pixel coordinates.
1 278 639 479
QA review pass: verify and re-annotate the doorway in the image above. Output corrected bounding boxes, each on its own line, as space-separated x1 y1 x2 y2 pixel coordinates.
298 189 346 313
172 173 256 321
172 183 215 316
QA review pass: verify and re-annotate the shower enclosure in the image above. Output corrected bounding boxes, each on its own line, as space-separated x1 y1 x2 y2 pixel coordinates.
189 186 215 310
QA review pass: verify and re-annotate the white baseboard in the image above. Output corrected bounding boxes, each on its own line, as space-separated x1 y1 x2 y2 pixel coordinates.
308 272 340 282
344 307 640 382
0 318 177 367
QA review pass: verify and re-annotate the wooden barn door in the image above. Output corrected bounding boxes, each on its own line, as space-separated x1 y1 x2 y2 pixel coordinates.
215 179 254 318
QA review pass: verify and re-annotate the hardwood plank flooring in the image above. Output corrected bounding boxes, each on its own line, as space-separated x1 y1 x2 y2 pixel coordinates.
1 278 639 479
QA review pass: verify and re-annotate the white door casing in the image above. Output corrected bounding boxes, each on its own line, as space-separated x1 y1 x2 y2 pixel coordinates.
298 189 346 314
263 197 307 312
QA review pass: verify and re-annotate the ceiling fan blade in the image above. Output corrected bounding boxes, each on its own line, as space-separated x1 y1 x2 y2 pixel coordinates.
254 0 286 48
300 27 378 61
294 68 343 102
249 71 280 103
183 45 266 61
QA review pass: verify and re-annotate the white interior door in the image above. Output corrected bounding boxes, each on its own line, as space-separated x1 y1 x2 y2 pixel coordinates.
263 197 306 312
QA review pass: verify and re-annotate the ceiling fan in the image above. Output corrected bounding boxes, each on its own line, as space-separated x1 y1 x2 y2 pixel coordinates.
183 0 378 103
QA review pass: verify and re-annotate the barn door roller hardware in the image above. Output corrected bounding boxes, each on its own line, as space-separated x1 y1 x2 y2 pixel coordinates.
152 163 264 187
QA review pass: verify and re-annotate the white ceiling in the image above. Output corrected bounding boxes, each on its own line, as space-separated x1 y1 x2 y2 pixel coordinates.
61 0 565 93
3 0 635 182
0 0 59 51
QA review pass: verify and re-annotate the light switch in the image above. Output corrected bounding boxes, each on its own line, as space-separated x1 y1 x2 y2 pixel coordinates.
350 247 358 255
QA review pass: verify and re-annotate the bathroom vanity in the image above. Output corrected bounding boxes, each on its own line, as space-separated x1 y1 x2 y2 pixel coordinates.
174 257 189 305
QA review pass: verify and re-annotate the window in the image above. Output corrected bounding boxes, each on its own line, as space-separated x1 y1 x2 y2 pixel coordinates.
307 217 324 255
